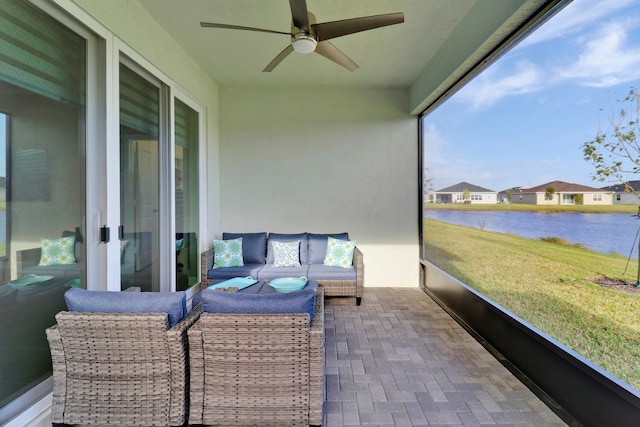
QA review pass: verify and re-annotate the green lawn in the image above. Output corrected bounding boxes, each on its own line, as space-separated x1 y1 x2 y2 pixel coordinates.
425 202 638 214
424 218 640 390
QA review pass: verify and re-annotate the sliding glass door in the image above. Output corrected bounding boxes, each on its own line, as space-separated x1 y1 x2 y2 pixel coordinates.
174 99 199 290
0 0 87 408
119 64 160 292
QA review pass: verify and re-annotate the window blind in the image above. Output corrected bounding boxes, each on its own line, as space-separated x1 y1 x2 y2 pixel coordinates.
0 0 85 107
119 64 159 137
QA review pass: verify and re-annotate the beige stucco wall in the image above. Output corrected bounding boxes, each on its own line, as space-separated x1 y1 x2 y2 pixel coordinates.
219 87 419 287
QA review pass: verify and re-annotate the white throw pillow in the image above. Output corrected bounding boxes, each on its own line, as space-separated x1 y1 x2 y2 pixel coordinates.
272 240 301 267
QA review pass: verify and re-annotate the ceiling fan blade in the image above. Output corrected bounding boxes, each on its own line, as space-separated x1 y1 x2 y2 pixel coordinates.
289 0 310 32
312 12 404 41
263 44 295 72
315 41 359 71
200 22 291 36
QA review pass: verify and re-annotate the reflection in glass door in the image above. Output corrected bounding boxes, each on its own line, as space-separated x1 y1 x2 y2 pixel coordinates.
119 64 159 291
174 99 199 290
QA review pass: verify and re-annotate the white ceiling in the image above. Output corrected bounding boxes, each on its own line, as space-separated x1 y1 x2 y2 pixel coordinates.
137 0 567 109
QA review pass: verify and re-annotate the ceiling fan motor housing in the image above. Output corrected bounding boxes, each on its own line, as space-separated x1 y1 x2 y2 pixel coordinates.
291 31 317 53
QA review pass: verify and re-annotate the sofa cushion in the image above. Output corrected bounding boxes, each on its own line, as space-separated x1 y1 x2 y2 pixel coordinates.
257 264 309 280
213 238 244 268
201 287 316 321
62 229 85 263
308 233 349 264
223 232 267 264
267 233 309 264
323 237 357 268
207 264 264 280
64 288 187 327
308 264 357 281
272 240 301 267
39 236 76 266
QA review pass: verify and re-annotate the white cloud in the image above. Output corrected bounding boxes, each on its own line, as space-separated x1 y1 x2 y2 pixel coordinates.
450 1 640 109
556 20 640 87
519 0 636 47
453 61 542 110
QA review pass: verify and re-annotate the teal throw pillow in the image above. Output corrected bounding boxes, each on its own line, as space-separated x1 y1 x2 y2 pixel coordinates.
39 236 76 266
213 237 244 268
323 237 356 268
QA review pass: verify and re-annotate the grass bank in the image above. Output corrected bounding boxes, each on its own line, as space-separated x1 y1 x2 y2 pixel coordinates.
425 203 638 214
424 218 640 390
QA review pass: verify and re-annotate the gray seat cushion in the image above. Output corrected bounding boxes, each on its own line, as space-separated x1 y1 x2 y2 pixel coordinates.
307 264 356 281
207 264 264 280
308 233 349 264
201 287 316 321
64 288 187 327
222 232 267 264
267 233 309 264
257 264 309 280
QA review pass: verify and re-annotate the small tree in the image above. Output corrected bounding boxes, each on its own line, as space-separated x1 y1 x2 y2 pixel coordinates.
582 87 640 200
582 87 640 286
544 186 555 202
506 189 513 203
462 188 471 202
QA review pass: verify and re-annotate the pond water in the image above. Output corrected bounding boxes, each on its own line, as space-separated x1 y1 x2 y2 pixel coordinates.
424 210 640 257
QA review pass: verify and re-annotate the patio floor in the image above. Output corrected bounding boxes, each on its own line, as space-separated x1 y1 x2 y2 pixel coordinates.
323 287 567 426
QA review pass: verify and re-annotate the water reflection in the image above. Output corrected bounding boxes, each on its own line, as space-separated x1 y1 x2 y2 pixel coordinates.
424 210 640 256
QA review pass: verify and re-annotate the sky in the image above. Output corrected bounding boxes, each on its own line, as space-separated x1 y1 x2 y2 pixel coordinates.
423 0 640 193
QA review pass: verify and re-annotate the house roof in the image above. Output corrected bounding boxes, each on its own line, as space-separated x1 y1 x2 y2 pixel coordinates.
600 180 640 192
519 180 604 193
435 181 495 193
136 0 570 115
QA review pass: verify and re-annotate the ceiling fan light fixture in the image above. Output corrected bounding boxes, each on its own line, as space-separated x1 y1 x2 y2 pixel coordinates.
291 33 317 54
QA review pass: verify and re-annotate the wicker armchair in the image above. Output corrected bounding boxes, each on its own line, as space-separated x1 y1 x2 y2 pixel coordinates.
188 288 325 426
46 306 200 426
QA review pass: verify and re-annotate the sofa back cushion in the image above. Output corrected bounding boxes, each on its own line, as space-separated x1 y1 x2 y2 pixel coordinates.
223 232 267 264
267 233 309 264
308 233 349 264
62 229 84 263
201 287 316 321
64 288 187 327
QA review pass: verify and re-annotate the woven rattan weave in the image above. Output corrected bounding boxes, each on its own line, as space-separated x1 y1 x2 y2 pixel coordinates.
188 288 325 426
46 307 200 426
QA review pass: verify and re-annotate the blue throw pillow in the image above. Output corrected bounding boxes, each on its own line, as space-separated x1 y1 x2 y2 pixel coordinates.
201 288 316 321
64 288 187 327
223 232 267 264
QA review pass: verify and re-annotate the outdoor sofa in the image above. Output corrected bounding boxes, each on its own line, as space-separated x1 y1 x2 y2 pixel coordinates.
201 232 364 305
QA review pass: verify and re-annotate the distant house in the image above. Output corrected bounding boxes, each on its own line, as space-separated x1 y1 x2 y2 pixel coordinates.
434 181 497 204
497 186 522 203
600 181 640 205
512 180 612 205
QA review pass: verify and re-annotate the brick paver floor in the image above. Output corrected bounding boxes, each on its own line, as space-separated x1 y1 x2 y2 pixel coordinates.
323 287 567 426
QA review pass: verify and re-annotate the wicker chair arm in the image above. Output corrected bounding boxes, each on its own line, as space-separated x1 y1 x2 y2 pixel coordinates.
45 325 66 423
200 247 214 285
166 304 202 426
309 288 325 426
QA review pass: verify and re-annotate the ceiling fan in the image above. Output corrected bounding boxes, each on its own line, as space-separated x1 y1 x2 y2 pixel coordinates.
200 0 404 72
